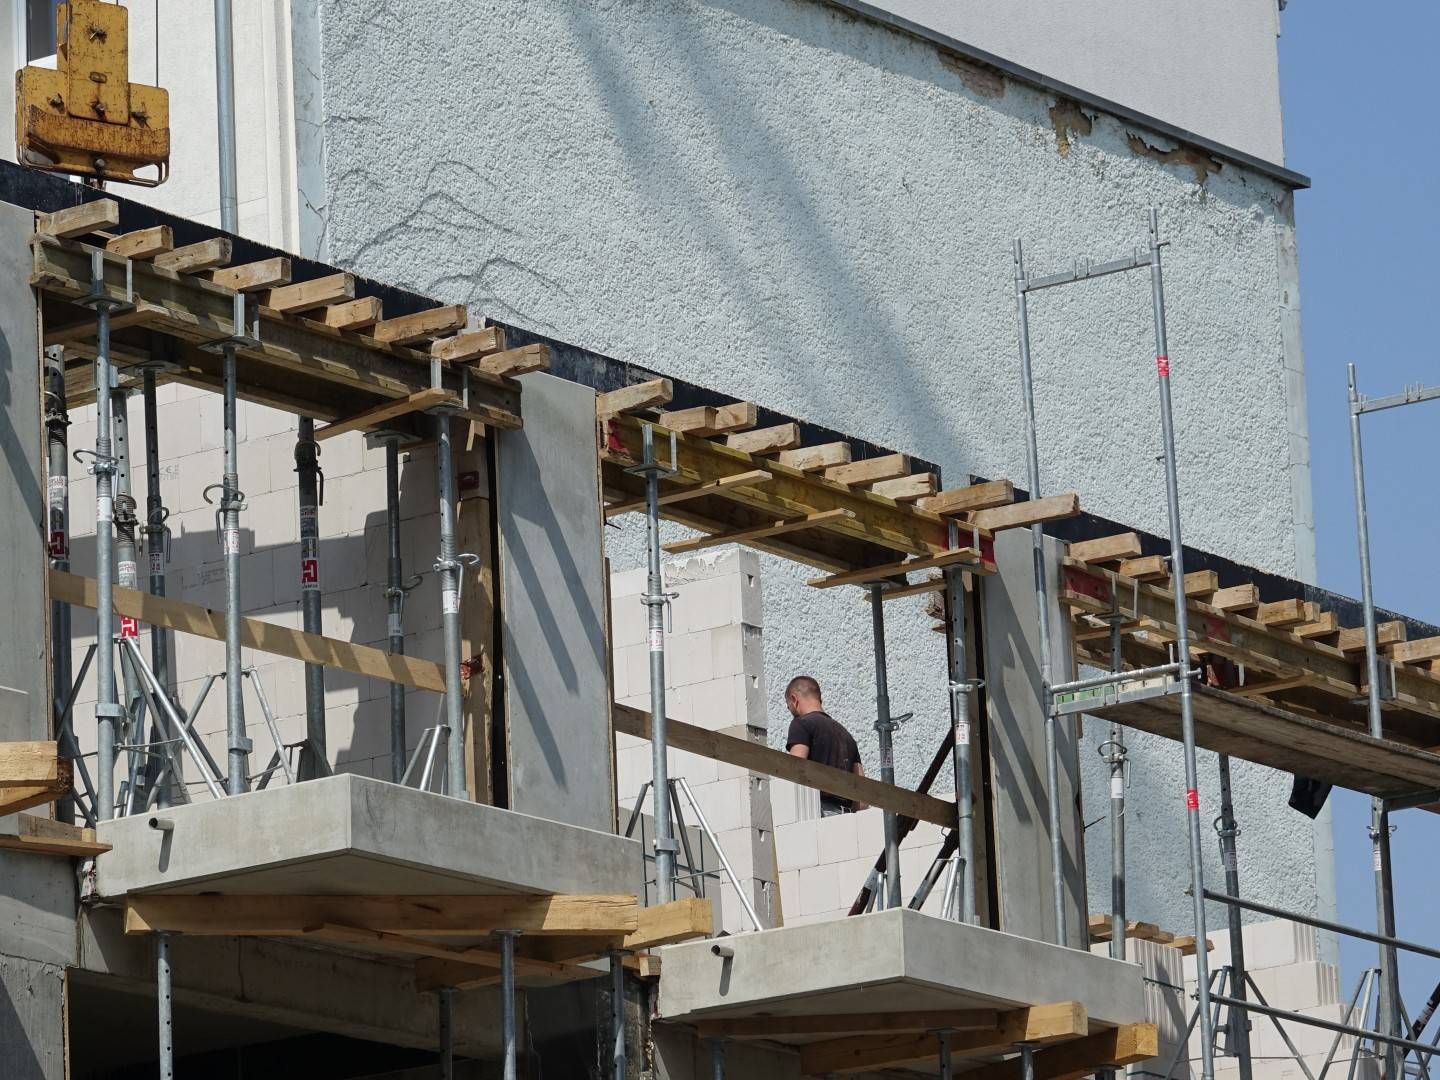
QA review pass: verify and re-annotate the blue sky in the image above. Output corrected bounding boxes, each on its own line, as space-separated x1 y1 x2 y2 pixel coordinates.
1279 3 1440 1028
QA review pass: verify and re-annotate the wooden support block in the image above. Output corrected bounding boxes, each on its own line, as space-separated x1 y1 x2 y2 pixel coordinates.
697 1007 1000 1039
1390 636 1440 666
1178 569 1220 596
264 272 355 314
1294 612 1340 639
124 893 641 938
105 225 173 261
1256 598 1312 627
210 257 292 292
1337 621 1407 655
953 1024 1158 1080
474 344 549 379
808 547 985 589
1117 555 1169 582
658 401 757 437
1171 935 1213 956
0 743 71 816
152 237 232 274
1233 675 1315 698
629 954 662 979
605 470 771 518
971 493 1080 532
315 388 459 442
597 378 673 417
824 453 911 487
38 199 120 238
662 509 854 555
775 442 851 473
726 422 800 455
870 472 937 503
432 325 506 362
0 815 110 857
1210 583 1260 612
315 296 383 331
918 479 1015 516
1070 533 1142 564
869 574 947 601
372 304 468 345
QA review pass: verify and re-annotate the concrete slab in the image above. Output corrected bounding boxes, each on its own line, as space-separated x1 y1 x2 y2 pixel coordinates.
93 773 639 898
656 908 1144 1030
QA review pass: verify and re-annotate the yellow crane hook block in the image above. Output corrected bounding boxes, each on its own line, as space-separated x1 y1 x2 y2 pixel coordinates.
16 0 169 187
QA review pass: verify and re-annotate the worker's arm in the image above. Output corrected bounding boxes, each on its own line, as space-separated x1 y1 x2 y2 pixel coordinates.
789 743 811 760
851 761 868 812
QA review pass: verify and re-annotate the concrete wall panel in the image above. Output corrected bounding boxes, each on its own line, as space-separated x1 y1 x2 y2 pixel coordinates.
0 956 64 1080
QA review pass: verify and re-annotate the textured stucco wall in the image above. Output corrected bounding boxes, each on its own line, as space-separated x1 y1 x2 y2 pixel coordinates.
314 0 1323 930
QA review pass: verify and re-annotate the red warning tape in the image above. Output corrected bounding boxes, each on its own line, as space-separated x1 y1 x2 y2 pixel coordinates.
1185 787 1200 811
1156 355 1171 377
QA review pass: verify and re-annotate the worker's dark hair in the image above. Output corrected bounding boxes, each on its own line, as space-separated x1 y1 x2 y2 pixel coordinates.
785 675 822 701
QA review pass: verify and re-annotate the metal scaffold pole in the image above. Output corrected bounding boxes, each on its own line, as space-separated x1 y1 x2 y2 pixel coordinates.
711 1038 726 1080
381 436 412 782
157 932 174 1080
295 418 327 778
221 341 248 793
500 929 520 1080
610 950 627 1079
143 367 175 807
943 545 978 923
870 583 903 909
438 986 454 1080
45 347 75 824
1216 754 1253 1080
435 412 468 797
112 387 146 811
1012 237 1067 946
1104 618 1128 957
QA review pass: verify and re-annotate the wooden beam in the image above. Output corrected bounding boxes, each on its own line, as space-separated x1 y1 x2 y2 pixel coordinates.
315 388 459 442
605 470 771 518
318 296 383 331
38 199 120 238
373 304 468 345
696 1008 1001 1039
1294 612 1340 639
807 547 987 589
871 574 947 601
870 472 937 503
0 815 109 857
432 325 506 362
1070 533 1142 564
210 257 292 292
51 569 447 693
1211 583 1260 613
1256 598 1312 628
0 742 67 788
1232 675 1316 698
918 480 1015 517
152 237 232 274
0 784 68 816
264 272 355 314
1338 621 1406 655
1391 636 1440 665
597 378 674 417
105 225 173 261
658 402 757 437
614 704 954 827
775 442 851 473
1177 569 1220 597
1117 555 1169 582
726 423 800 455
475 344 549 379
953 1025 1159 1080
971 493 1080 531
824 454 910 487
662 509 855 555
124 893 640 937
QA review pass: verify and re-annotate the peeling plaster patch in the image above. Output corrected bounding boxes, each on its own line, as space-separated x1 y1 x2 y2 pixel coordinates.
1048 98 1092 157
940 52 1004 98
1126 133 1221 186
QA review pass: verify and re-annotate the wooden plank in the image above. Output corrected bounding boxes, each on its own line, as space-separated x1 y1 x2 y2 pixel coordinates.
726 422 800 455
508 896 715 965
0 784 69 817
696 1008 1001 1039
373 304 468 345
775 442 851 473
824 454 911 487
1392 636 1440 665
475 344 549 379
124 894 640 937
614 703 953 827
1179 569 1220 596
872 574 947 601
1232 675 1315 698
661 509 854 555
263 272 355 314
152 238 232 274
1070 533 1142 564
658 402 757 437
0 815 110 857
954 1025 1158 1080
800 1002 1087 1075
1294 613 1340 639
432 325 506 362
971 493 1080 532
1338 621 1407 655
597 378 673 417
51 569 446 693
314 388 458 442
1256 598 1311 627
37 199 120 238
1117 555 1170 582
918 480 1015 517
210 257 292 292
1211 583 1260 612
605 470 771 518
870 472 937 503
808 547 987 589
0 742 67 788
317 295 383 331
105 225 173 261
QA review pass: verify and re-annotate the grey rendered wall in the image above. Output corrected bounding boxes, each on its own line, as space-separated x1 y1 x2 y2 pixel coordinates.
315 0 1322 930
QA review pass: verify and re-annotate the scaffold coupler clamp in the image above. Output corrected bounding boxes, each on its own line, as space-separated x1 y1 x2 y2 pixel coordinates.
146 504 172 568
201 482 247 537
198 290 260 353
626 423 679 481
73 446 117 481
76 248 135 314
294 428 325 506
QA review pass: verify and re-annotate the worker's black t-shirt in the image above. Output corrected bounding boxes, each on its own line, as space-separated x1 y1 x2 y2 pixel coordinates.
786 710 860 809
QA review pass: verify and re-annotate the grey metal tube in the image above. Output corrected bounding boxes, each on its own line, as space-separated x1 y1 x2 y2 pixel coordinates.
1021 1043 1036 1080
1108 621 1127 959
157 932 174 1080
870 584 902 909
1147 208 1214 1080
436 414 468 797
1051 660 1186 696
221 345 248 793
676 777 762 929
123 638 226 801
501 930 519 1080
943 564 977 922
438 987 453 1080
711 1038 725 1080
642 424 677 901
1013 238 1067 946
610 951 627 1080
1217 755 1253 1080
1200 888 1440 962
939 1030 953 1080
46 348 74 824
385 439 407 782
211 0 238 233
295 418 326 778
1209 993 1440 1058
143 369 174 808
112 389 145 811
94 301 119 820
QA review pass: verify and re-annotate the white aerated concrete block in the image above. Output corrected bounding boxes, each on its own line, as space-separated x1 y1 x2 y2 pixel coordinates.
797 862 840 916
776 819 819 873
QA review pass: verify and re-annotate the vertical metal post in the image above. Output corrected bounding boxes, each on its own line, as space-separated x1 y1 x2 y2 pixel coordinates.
45 348 75 823
641 424 678 901
610 951 627 1080
156 932 174 1080
943 558 977 923
939 1030 953 1080
295 418 326 778
143 369 175 808
1021 1043 1036 1080
221 344 248 794
1147 208 1214 1080
435 413 468 797
1217 755 1253 1080
211 0 238 233
1346 364 1403 1080
870 583 902 909
438 987 454 1080
710 1038 726 1080
500 929 520 1080
112 389 145 810
1013 238 1067 946
1108 621 1128 958
93 278 120 820
384 438 408 782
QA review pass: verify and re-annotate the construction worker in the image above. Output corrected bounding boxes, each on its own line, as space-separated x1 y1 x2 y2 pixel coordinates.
784 675 867 816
